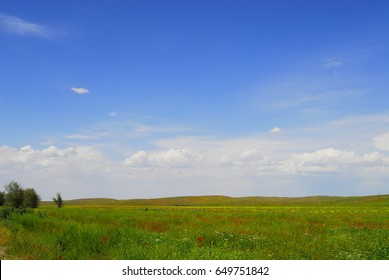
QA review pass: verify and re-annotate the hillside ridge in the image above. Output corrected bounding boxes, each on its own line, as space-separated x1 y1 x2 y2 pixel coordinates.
42 194 389 206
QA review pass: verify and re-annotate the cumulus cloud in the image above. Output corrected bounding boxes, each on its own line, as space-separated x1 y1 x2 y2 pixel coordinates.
269 127 282 134
221 149 259 166
224 149 277 175
297 148 357 165
124 151 149 167
0 145 107 176
240 149 262 162
288 148 387 174
71 87 90 94
0 145 119 200
124 149 198 168
373 132 389 152
0 14 51 38
1 140 389 200
219 145 389 176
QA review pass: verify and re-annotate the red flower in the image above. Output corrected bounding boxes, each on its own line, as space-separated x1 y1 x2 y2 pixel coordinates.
100 235 109 245
197 237 204 243
59 255 63 260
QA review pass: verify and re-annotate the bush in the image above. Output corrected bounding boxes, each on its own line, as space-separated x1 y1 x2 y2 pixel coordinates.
53 192 63 208
0 206 32 220
0 207 13 219
37 210 48 218
23 188 41 209
2 181 41 210
0 191 5 206
4 181 24 208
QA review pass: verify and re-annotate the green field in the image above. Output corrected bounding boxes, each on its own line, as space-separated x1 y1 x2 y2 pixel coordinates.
1 195 389 260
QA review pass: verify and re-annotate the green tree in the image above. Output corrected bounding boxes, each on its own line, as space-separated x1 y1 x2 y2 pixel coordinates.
0 191 5 206
53 192 63 208
4 181 24 208
23 188 41 208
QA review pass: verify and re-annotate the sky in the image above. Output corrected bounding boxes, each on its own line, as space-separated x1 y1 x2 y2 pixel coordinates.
1 0 389 200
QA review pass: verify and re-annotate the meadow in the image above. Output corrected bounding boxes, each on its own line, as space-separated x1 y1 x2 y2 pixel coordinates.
0 195 388 260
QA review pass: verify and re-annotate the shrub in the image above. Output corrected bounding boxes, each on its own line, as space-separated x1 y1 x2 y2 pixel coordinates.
0 206 31 220
37 210 48 218
4 181 24 208
23 188 41 209
0 207 13 219
53 193 63 208
2 181 41 210
0 191 5 206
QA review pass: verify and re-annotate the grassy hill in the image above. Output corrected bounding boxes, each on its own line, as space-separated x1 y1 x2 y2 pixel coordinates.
42 194 389 207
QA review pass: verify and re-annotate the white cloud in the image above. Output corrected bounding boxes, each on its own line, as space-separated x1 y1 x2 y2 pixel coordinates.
124 151 149 167
54 120 190 148
216 145 389 176
373 132 389 152
0 145 115 199
0 14 51 38
287 148 387 174
1 140 389 200
324 59 343 68
267 91 357 110
71 87 90 94
363 151 385 163
3 113 389 200
269 127 282 134
328 114 389 128
0 145 107 175
154 135 299 154
270 94 317 109
109 111 118 117
226 149 275 174
65 131 107 140
133 124 188 134
298 148 357 165
240 149 262 162
124 149 198 168
291 113 389 154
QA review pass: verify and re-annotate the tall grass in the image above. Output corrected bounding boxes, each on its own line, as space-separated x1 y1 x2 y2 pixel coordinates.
1 204 388 259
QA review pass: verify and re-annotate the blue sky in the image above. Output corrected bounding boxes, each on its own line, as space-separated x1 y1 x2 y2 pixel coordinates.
1 0 389 200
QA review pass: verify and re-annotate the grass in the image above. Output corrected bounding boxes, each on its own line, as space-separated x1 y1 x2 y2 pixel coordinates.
1 195 389 260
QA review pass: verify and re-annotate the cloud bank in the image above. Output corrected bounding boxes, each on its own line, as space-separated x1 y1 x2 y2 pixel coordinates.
1 134 388 200
1 114 389 200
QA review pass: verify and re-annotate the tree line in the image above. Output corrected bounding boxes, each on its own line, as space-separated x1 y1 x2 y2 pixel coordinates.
0 181 40 209
0 181 64 209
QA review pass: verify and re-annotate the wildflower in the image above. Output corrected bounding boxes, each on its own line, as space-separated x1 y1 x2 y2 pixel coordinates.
197 237 204 247
100 235 109 245
59 255 63 260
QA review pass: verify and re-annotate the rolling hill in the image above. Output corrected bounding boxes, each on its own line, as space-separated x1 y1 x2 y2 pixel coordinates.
42 194 389 207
